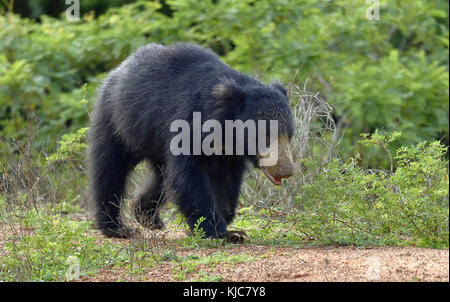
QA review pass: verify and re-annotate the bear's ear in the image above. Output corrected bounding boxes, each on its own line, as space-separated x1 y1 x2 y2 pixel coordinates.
212 79 245 102
270 79 288 97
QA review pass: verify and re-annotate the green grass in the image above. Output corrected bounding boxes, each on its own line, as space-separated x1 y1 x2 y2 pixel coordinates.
0 210 129 281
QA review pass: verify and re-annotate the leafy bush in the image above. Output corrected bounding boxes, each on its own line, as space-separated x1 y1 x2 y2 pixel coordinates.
293 133 449 248
46 127 88 165
0 0 448 165
163 0 449 161
0 2 165 146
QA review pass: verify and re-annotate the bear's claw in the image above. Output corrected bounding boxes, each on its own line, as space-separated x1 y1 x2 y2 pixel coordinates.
226 230 249 244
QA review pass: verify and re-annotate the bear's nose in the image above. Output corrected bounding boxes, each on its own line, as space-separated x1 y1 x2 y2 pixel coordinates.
278 164 294 179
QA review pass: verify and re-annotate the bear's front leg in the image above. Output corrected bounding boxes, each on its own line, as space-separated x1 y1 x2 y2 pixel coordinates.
165 157 228 238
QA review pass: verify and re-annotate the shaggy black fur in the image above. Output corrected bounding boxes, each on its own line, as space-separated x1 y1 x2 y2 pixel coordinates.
88 42 294 240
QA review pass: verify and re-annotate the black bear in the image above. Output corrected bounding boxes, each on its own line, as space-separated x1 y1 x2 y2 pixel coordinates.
88 42 294 242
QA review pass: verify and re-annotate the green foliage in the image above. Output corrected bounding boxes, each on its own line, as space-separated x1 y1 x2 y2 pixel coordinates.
336 50 449 162
177 216 227 248
0 2 164 146
295 136 449 248
163 0 449 158
46 127 88 165
360 130 401 171
0 0 447 163
0 210 128 281
193 216 206 238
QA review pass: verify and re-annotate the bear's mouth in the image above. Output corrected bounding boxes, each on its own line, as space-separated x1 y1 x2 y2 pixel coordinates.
262 167 282 186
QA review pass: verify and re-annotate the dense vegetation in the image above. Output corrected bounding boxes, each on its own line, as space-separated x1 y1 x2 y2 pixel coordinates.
0 0 448 281
1 0 448 158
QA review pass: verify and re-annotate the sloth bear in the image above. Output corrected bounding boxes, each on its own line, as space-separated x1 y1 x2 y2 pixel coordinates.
88 42 294 243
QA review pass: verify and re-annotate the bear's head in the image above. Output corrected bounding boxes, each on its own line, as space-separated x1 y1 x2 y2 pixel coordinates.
212 78 295 185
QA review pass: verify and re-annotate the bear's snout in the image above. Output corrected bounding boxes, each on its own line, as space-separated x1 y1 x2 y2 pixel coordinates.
261 135 294 185
278 163 294 179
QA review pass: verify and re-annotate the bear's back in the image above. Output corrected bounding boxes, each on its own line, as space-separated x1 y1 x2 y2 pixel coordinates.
123 42 224 78
104 43 235 153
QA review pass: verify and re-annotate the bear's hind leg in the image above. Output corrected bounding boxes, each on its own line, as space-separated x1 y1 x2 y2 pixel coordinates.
134 163 166 229
89 123 138 238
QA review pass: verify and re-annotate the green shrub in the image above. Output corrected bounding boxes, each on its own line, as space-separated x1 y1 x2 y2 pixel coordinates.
46 127 88 165
294 133 449 248
1 0 448 166
0 2 165 146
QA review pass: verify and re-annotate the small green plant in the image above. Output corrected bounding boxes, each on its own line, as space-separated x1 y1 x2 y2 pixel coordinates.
46 127 88 165
169 216 233 249
176 216 225 248
193 216 207 239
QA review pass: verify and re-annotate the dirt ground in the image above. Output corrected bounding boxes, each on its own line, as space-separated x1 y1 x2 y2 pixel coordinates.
1 224 447 282
83 244 449 282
